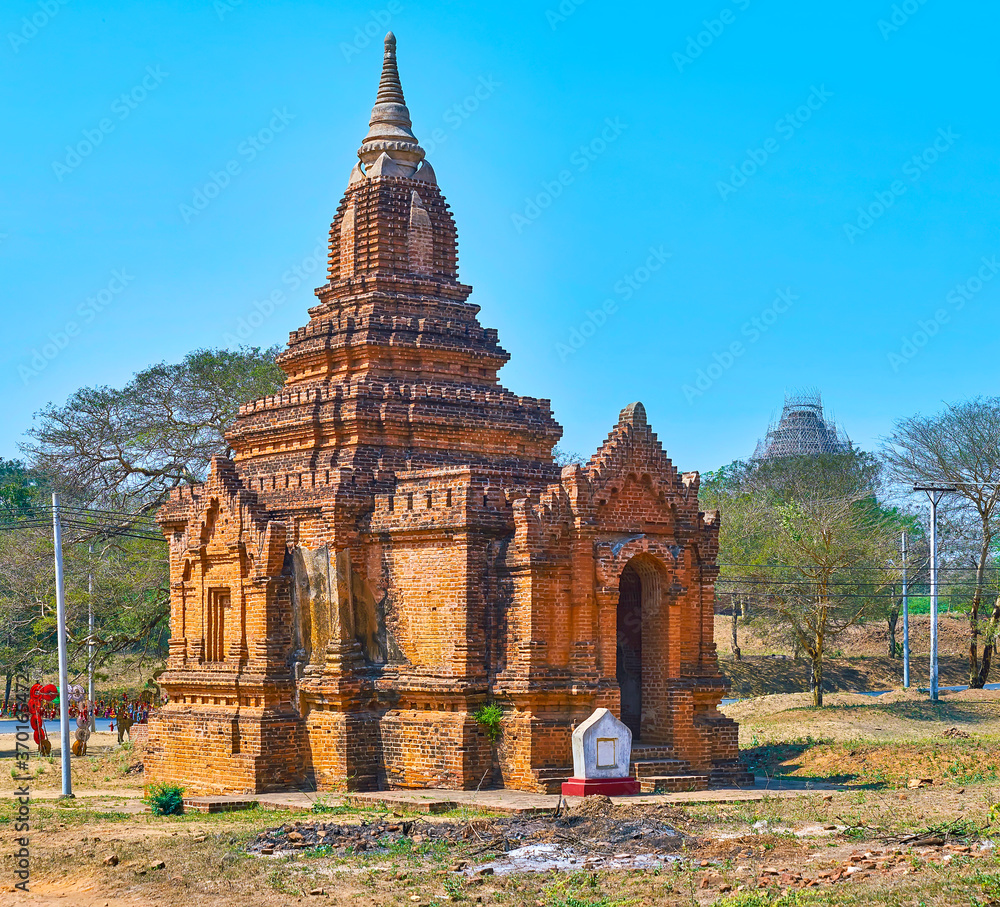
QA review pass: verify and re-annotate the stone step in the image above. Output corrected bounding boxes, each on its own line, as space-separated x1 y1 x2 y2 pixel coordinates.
183 796 258 814
631 758 691 779
709 763 756 788
639 775 710 794
534 767 572 795
630 745 680 761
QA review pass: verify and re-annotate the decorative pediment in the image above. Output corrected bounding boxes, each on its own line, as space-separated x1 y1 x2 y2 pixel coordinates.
586 402 691 511
159 456 286 581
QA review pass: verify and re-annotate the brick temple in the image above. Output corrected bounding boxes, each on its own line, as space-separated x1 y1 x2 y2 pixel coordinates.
146 34 749 794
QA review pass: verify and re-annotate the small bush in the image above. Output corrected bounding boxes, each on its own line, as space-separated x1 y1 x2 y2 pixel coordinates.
714 892 800 907
474 703 504 742
714 895 771 907
145 782 184 816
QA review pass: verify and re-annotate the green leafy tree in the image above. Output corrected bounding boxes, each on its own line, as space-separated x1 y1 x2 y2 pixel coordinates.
704 450 907 706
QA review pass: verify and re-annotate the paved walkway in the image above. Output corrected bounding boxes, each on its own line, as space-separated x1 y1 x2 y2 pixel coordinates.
0 787 145 799
197 777 841 816
4 777 840 817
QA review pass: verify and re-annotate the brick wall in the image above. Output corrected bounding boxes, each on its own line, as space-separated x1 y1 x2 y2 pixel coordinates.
147 138 749 795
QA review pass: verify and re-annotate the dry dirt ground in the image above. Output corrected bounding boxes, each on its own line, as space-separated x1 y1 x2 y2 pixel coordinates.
5 690 1000 906
715 614 982 696
715 613 971 661
0 732 143 790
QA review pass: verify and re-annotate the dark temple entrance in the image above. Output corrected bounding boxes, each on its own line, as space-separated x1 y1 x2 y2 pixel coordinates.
616 564 642 739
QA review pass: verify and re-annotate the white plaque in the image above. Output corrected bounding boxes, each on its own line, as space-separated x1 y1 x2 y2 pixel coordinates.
596 737 616 769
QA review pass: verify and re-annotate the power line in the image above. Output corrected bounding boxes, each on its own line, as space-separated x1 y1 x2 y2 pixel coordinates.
0 516 165 542
20 502 160 523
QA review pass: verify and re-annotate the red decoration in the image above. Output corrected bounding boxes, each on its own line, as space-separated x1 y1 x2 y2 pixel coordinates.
561 777 641 797
28 683 57 751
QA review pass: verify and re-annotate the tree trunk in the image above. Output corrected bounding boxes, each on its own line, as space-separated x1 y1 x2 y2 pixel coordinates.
811 655 824 707
2 672 11 716
732 598 742 661
887 601 900 659
975 595 1000 687
970 539 991 687
970 602 982 687
978 645 994 688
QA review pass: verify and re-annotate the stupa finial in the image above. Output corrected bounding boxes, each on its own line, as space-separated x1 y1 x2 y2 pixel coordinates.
376 32 405 105
357 32 425 176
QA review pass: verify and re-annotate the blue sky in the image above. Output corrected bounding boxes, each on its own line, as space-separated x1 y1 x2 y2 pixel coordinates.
1 0 998 472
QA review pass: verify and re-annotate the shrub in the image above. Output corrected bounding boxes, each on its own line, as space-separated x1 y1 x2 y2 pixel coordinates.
145 782 184 816
714 892 800 907
474 702 504 742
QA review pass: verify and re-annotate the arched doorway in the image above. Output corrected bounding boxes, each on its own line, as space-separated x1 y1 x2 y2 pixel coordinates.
616 563 642 739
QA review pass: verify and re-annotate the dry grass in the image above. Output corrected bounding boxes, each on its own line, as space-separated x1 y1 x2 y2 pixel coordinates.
7 691 1000 905
726 687 1000 743
6 791 1000 906
725 688 1000 791
720 654 972 697
715 613 972 659
2 735 144 792
714 613 985 697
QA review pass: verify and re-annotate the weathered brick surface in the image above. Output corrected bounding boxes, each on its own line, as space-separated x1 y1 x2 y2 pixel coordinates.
147 35 749 795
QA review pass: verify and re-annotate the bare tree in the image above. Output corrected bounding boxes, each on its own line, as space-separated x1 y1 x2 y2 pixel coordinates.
883 399 1000 687
5 348 283 687
24 347 284 511
553 446 585 467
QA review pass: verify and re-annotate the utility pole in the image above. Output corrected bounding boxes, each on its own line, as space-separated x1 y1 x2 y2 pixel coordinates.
901 531 909 689
88 542 95 732
52 493 73 798
915 485 957 702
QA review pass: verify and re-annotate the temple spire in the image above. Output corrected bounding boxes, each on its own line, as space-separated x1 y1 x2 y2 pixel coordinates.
358 32 426 177
375 32 405 105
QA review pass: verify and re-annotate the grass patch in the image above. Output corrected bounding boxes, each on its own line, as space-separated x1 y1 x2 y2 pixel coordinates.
745 734 1000 788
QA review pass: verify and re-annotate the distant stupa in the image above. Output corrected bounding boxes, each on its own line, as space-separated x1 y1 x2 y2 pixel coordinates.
753 391 850 460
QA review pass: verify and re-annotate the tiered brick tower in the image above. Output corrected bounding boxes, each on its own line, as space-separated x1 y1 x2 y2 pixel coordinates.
146 34 749 794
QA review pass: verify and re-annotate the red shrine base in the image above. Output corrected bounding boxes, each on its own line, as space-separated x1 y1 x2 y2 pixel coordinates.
561 776 641 797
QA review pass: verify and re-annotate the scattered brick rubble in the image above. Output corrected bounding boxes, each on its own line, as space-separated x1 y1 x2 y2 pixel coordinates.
245 797 995 891
247 800 688 862
740 839 991 892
